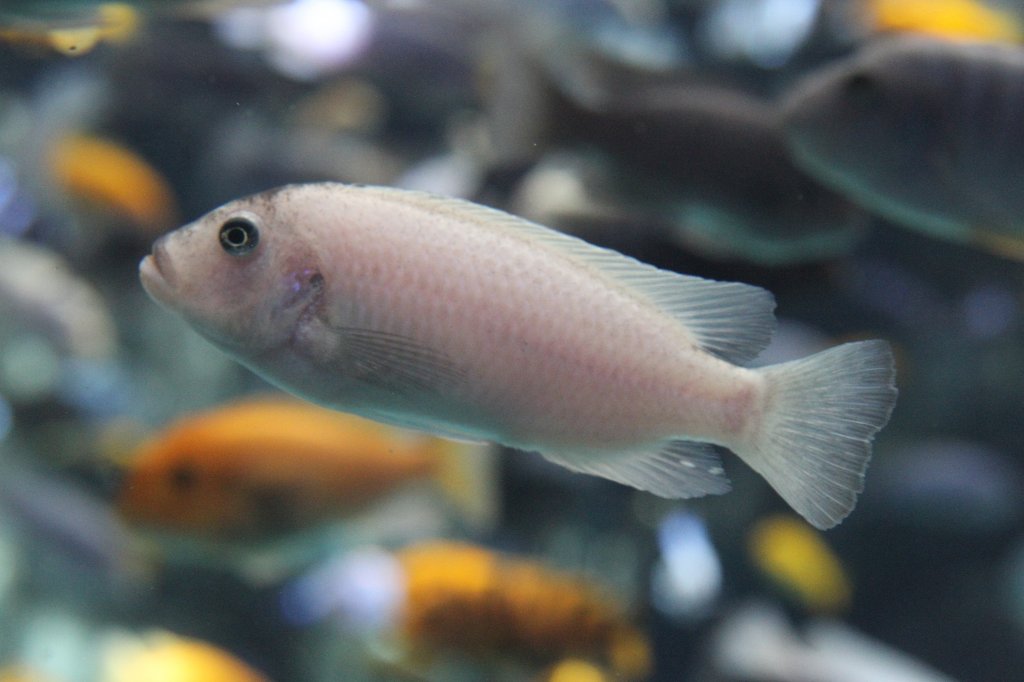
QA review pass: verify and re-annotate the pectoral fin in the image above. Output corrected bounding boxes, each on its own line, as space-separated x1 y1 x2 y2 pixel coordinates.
336 327 465 397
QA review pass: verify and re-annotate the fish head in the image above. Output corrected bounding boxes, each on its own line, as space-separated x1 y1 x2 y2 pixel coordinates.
139 186 325 357
780 37 951 200
115 431 254 537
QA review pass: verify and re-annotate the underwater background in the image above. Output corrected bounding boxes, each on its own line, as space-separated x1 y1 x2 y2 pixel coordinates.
0 1 1023 680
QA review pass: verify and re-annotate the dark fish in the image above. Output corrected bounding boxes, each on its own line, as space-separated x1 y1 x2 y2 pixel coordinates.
483 45 868 264
782 36 1024 258
556 84 870 264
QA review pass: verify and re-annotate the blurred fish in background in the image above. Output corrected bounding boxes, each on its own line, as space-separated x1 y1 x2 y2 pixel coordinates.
712 601 959 682
0 450 148 598
498 77 869 265
0 3 139 58
100 630 271 682
281 541 652 681
781 34 1024 261
747 514 852 614
533 658 616 682
113 396 496 546
48 133 179 236
649 510 722 623
0 69 180 259
478 28 868 265
0 237 121 411
0 238 116 360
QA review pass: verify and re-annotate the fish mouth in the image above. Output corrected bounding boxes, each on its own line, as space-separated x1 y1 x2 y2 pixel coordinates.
138 237 176 306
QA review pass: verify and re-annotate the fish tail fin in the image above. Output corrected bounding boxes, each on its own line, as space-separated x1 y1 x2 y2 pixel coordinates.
427 439 500 531
740 340 897 529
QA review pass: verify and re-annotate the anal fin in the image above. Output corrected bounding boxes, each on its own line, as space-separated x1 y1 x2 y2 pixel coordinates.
541 440 731 498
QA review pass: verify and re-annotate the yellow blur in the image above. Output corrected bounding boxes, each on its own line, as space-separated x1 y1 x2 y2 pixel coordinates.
748 514 852 613
867 0 1023 43
540 659 613 682
101 631 269 682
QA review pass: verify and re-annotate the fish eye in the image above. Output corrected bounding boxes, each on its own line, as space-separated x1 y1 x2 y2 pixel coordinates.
170 463 198 492
843 72 877 99
219 216 260 256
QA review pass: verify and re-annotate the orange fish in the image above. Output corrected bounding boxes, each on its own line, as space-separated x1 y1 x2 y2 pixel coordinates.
101 630 269 682
47 133 178 235
114 397 494 541
378 542 650 679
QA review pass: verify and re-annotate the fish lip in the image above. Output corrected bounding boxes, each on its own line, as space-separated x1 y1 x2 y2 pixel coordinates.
138 237 176 306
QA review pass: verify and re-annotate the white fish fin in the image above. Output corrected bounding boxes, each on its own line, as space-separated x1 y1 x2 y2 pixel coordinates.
740 340 897 530
360 185 776 364
337 327 465 396
541 440 732 498
636 274 776 364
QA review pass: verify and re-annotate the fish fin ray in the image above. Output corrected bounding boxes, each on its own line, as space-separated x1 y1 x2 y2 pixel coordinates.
336 327 465 396
358 186 775 364
635 274 776 364
739 340 897 529
541 440 732 498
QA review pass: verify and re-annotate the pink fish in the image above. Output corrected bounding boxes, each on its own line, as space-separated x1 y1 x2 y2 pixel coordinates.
140 183 896 529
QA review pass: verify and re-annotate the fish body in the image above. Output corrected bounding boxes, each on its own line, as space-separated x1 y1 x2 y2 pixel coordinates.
395 542 651 679
140 183 896 529
116 396 490 540
781 36 1024 251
